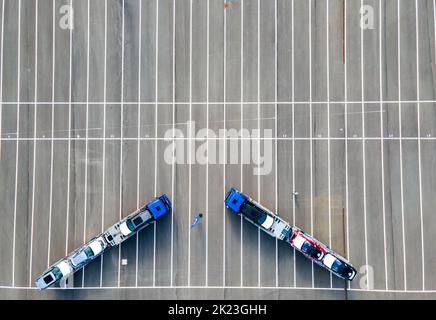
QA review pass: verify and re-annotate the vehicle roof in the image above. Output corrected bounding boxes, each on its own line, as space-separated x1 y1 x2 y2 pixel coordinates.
71 251 88 267
323 253 337 268
120 221 132 236
56 260 72 276
89 238 103 254
240 202 266 223
36 271 55 289
292 234 306 249
261 215 274 229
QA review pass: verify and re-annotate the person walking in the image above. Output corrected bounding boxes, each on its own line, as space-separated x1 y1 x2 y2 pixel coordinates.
191 213 204 229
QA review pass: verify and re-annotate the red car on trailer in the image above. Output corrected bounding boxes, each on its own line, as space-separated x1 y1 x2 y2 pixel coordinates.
287 227 327 263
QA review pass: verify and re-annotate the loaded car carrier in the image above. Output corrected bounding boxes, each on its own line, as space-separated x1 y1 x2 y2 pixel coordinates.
225 187 357 281
35 194 172 290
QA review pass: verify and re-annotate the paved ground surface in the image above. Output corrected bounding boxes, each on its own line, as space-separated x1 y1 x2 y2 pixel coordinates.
1 0 436 300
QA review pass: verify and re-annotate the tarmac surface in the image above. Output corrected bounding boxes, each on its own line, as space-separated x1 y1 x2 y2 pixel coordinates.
1 0 436 300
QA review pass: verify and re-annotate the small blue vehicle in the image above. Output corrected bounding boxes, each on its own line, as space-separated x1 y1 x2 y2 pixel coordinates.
104 194 172 246
225 188 292 241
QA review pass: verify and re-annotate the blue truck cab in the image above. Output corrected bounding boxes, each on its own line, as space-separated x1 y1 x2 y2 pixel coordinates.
225 188 292 241
148 194 172 219
225 187 247 213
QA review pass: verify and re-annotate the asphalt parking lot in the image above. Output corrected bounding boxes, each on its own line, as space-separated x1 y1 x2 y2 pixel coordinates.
1 0 436 300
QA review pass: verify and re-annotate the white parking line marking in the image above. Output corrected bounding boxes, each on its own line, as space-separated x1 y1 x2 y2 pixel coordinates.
360 0 369 290
171 0 175 288
1 99 436 105
153 0 158 287
99 0 108 288
28 0 38 287
398 0 407 291
47 0 56 269
240 0 244 288
135 0 142 289
2 136 435 142
205 0 209 287
65 0 73 258
117 0 125 288
415 0 425 291
81 0 90 287
257 0 260 289
326 0 332 289
274 0 278 289
309 0 314 288
379 0 388 291
12 0 21 287
344 0 351 290
222 0 227 287
292 0 296 288
187 0 192 287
